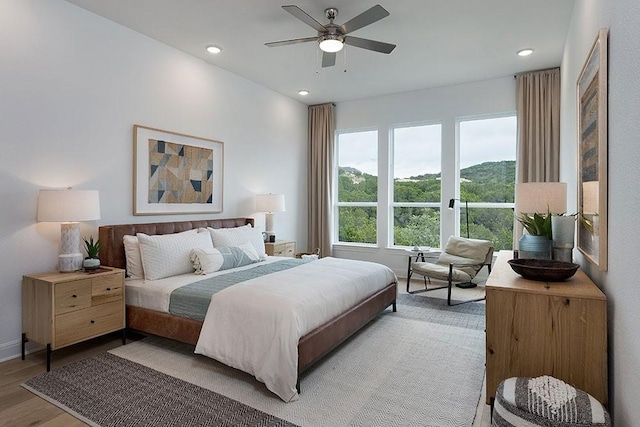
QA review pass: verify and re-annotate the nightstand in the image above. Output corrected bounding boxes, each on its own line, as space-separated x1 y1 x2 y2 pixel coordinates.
264 240 296 257
22 267 126 371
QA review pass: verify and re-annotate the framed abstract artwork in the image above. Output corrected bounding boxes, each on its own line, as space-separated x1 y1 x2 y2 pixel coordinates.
133 125 224 215
576 28 608 271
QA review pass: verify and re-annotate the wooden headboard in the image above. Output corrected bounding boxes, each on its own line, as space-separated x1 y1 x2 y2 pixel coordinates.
98 217 254 270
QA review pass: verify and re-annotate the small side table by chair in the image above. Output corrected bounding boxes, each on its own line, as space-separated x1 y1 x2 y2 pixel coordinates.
405 247 438 292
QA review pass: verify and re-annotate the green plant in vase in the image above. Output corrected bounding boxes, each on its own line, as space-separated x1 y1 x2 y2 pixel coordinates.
516 211 553 239
516 210 553 259
83 236 101 270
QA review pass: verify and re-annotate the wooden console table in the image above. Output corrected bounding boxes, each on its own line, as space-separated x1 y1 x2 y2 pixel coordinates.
485 251 608 406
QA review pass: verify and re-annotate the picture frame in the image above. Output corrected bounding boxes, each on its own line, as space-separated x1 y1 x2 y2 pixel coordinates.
576 28 608 271
133 125 224 215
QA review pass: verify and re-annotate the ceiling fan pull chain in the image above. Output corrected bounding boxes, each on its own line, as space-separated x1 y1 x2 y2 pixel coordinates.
343 45 348 73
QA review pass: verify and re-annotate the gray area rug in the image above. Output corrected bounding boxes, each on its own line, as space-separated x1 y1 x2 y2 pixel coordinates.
23 352 297 427
23 295 485 427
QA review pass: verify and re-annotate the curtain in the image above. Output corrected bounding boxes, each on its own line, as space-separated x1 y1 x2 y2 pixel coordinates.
308 103 335 258
516 68 561 183
514 68 561 246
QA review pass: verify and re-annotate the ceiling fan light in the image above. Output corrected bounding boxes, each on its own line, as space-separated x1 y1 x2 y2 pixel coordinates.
319 38 343 53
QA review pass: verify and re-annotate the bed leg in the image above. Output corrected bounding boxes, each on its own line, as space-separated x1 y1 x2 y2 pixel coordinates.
296 377 301 394
392 300 397 312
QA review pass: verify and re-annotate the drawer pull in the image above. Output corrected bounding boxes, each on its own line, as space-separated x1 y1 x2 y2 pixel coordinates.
90 320 95 324
106 288 111 291
72 294 77 298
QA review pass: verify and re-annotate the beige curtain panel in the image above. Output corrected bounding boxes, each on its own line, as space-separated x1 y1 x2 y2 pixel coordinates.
308 103 335 258
514 68 561 247
516 68 561 183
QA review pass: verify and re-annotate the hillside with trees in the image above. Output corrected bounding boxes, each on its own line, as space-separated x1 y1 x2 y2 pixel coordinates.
338 161 515 250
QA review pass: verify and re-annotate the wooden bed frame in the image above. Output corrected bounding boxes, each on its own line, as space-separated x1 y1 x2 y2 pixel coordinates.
98 217 397 383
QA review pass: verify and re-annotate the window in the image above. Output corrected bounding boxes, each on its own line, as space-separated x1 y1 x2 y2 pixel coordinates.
457 115 516 250
392 124 442 247
335 130 378 244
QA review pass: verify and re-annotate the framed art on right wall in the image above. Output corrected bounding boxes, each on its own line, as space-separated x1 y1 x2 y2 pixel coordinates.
577 27 608 271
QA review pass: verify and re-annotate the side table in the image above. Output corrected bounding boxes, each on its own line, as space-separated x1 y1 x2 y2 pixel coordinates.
405 248 438 292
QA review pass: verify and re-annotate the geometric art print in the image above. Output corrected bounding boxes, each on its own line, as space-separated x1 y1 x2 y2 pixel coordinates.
147 139 214 204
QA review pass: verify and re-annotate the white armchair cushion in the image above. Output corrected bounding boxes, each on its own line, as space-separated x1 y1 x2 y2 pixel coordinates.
412 262 472 282
443 236 493 263
413 236 492 281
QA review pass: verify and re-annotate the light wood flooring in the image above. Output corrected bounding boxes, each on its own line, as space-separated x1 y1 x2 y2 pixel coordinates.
1 278 491 427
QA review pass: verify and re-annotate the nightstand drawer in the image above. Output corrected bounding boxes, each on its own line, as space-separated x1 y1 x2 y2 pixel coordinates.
55 301 124 347
283 242 295 257
92 274 123 305
54 279 91 314
265 240 296 257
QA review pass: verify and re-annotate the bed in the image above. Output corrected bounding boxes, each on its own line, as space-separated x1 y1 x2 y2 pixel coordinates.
98 217 397 401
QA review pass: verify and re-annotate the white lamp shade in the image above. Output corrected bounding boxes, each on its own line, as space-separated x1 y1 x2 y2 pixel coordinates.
515 182 567 214
38 189 101 222
256 193 286 213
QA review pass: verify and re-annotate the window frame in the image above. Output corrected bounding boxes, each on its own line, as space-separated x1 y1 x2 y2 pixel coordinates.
333 127 380 247
453 113 517 247
389 121 443 248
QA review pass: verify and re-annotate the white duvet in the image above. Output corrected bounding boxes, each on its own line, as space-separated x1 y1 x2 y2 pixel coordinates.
194 256 397 402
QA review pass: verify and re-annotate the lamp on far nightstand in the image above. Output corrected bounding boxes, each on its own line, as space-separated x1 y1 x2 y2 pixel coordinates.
256 193 285 241
37 188 101 272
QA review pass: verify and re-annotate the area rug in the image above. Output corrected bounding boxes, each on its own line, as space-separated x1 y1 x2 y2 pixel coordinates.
24 295 485 427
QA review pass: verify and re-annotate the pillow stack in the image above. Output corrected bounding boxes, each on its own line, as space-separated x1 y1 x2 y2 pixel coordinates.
123 225 267 280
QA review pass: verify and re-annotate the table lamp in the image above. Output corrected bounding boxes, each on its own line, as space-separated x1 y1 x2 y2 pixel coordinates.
256 193 285 240
37 189 101 272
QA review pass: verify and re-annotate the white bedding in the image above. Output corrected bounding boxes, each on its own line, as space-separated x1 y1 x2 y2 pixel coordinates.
194 256 397 402
124 256 286 312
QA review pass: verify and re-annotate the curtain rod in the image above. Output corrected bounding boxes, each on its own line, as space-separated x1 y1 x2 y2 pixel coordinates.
513 67 560 79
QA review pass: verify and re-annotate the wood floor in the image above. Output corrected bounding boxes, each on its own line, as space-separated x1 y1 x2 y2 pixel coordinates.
1 279 492 427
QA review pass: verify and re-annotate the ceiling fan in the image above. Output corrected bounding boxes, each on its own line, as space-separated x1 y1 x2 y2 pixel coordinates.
265 4 396 68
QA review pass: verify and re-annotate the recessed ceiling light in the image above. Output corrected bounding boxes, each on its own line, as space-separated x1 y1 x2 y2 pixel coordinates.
517 48 534 57
298 90 309 96
206 45 222 54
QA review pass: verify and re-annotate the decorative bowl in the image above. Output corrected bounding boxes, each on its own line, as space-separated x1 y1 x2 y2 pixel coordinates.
508 259 580 282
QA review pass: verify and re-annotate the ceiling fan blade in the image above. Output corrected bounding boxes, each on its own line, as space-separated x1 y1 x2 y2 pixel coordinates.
265 37 317 48
345 36 396 54
339 5 390 35
321 52 336 68
282 5 326 33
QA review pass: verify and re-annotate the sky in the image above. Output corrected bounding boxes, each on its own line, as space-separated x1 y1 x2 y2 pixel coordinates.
338 116 517 178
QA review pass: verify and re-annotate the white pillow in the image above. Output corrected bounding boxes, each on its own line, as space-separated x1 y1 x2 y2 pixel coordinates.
137 229 214 280
190 248 224 275
207 226 266 261
190 244 260 275
123 235 144 280
236 241 260 261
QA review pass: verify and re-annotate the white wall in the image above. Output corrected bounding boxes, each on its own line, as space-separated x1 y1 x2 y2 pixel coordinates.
561 0 640 424
333 77 516 276
0 0 308 361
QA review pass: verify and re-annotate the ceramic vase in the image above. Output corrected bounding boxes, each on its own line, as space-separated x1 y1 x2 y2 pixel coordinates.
83 258 100 270
518 234 552 259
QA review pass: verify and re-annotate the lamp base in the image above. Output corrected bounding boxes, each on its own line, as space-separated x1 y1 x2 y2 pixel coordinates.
59 253 83 272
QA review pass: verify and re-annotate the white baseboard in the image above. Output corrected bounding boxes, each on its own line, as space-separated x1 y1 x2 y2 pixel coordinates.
0 338 43 363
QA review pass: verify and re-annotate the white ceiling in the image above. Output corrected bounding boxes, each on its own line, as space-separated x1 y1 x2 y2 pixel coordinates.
64 0 575 105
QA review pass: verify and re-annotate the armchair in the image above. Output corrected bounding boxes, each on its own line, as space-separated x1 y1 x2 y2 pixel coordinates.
410 236 493 306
